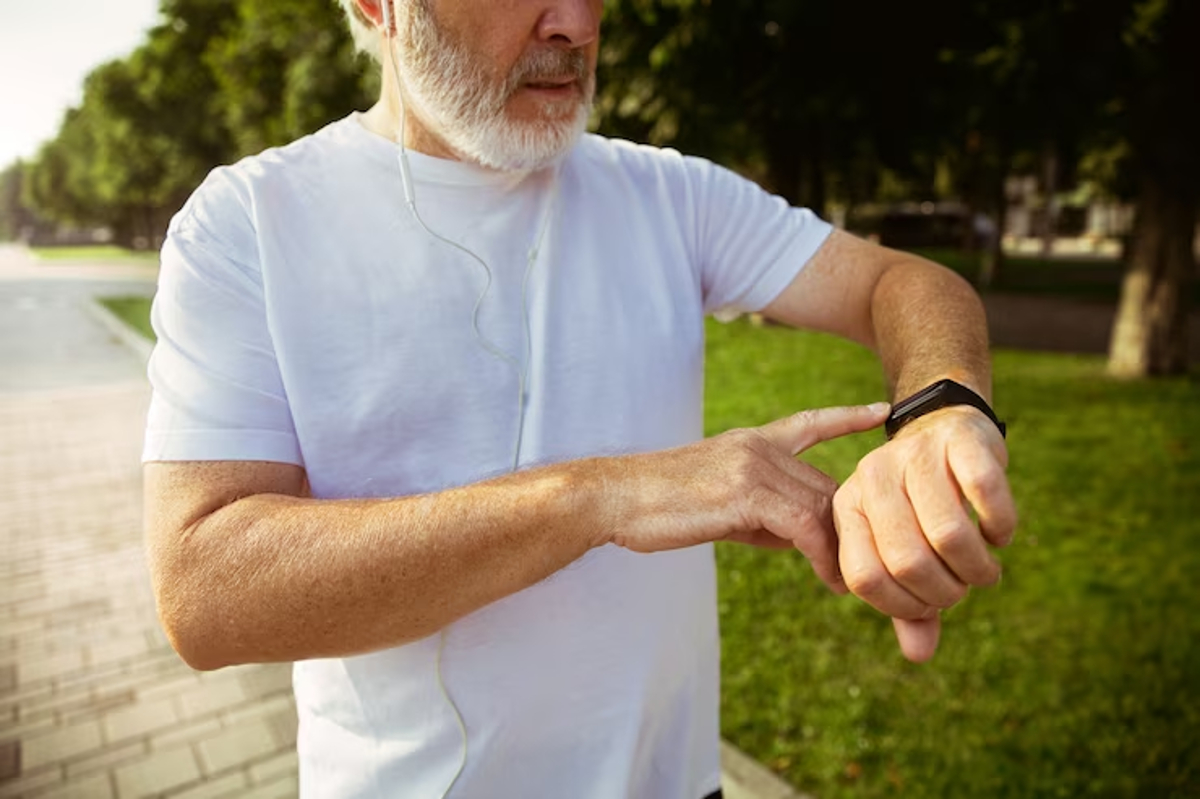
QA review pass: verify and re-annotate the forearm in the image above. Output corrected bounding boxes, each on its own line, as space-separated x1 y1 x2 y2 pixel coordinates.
156 461 607 670
870 255 993 401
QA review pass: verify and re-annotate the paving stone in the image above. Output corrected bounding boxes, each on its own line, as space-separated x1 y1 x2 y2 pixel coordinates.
176 679 247 721
137 674 203 706
21 721 103 772
113 747 200 799
0 767 64 798
236 667 291 701
195 721 278 776
248 750 297 787
163 771 247 799
220 695 294 729
103 697 180 744
265 711 298 749
0 739 18 780
32 771 114 799
18 650 85 685
63 740 147 780
148 719 222 753
0 665 15 695
86 637 151 669
238 773 298 799
60 690 137 725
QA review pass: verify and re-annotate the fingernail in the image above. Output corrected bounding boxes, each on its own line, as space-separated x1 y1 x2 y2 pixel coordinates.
869 402 891 414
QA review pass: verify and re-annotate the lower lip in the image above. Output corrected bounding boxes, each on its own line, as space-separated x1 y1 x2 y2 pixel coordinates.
522 81 579 100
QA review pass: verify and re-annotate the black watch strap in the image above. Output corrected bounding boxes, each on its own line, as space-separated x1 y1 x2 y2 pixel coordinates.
885 379 1007 440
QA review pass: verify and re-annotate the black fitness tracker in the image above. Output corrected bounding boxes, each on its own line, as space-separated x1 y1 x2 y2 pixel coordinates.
885 379 1007 440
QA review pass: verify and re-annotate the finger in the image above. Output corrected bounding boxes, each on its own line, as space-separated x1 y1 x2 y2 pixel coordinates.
761 450 848 592
893 616 941 663
861 462 969 609
835 486 935 618
754 484 844 592
947 438 1018 547
758 403 891 456
905 449 1001 587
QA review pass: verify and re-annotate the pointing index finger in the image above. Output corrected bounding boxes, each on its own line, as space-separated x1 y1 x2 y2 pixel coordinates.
759 403 892 456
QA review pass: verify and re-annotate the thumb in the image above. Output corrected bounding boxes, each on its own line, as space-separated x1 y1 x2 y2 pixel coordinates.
893 615 941 663
758 403 891 456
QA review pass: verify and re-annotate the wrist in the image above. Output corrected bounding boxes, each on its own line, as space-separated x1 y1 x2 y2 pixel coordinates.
559 457 624 551
887 378 1005 441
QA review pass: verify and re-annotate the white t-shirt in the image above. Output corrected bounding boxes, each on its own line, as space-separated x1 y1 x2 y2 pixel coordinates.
144 113 832 799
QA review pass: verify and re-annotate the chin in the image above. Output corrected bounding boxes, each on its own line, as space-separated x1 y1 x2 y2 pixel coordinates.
459 106 590 172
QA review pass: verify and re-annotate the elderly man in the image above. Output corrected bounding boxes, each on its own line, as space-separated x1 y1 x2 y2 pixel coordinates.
142 1 1016 797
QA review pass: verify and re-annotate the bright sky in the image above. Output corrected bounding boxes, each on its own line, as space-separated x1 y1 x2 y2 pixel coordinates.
0 0 163 167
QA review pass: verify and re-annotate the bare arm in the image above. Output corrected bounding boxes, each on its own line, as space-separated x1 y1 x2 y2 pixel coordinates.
762 229 992 400
146 405 889 670
762 230 1016 662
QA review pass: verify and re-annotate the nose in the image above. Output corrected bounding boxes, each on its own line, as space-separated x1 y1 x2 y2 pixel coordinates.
536 0 601 48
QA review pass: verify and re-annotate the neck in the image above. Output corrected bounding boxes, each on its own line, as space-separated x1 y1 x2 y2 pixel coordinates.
360 51 462 162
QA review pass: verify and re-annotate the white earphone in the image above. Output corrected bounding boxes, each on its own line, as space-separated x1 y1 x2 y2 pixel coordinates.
377 3 561 796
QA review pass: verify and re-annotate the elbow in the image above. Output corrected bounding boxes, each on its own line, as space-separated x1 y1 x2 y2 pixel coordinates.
149 553 239 672
155 591 236 672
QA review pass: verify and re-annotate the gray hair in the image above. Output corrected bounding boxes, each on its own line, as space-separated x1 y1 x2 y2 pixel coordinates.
334 0 383 63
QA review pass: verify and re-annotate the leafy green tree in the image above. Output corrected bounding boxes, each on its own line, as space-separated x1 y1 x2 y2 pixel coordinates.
0 161 54 242
24 0 373 246
205 0 377 155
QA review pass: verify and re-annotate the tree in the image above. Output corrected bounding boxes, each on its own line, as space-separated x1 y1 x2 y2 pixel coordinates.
1105 0 1200 377
23 0 374 246
205 0 377 155
0 161 54 243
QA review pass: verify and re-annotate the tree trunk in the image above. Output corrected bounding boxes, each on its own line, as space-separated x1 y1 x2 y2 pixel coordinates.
978 138 1010 290
1107 175 1198 377
978 191 1008 290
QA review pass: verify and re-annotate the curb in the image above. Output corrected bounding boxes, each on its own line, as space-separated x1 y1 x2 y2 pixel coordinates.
720 740 815 799
88 298 154 365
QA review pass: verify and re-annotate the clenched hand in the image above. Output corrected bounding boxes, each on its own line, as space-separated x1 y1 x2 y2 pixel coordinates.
835 406 1016 663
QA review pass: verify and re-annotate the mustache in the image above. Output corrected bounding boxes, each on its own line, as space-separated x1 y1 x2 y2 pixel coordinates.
508 47 589 90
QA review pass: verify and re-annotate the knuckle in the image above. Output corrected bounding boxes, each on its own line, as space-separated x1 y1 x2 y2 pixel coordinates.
789 409 816 428
960 463 1005 500
843 563 887 600
925 520 973 551
940 582 970 608
888 550 929 585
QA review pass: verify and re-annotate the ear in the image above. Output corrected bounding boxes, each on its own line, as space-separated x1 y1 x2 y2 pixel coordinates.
351 0 387 29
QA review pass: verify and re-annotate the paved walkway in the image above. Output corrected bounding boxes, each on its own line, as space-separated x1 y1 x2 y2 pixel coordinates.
0 246 298 798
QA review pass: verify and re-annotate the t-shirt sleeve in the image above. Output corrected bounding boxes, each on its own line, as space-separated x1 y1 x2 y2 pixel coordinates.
142 168 303 465
682 155 834 317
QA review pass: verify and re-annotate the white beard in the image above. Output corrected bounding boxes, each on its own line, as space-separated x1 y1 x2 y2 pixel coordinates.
394 2 594 171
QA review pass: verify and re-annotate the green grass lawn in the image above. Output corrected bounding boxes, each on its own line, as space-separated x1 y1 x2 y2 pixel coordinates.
99 297 155 341
32 245 160 264
707 318 1200 799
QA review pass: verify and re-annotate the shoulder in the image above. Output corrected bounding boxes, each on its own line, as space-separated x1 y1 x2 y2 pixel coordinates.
173 116 364 231
571 134 713 181
569 135 751 197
